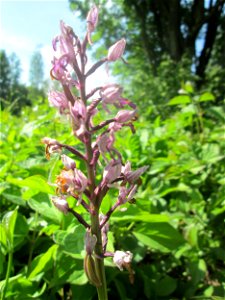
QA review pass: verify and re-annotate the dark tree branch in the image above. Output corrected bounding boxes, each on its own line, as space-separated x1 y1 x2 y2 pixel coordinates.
196 0 224 80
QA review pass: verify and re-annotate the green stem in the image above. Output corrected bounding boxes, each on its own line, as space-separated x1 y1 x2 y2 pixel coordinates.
1 251 13 300
91 212 108 300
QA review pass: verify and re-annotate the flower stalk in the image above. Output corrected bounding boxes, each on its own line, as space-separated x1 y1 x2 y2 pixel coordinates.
43 4 148 299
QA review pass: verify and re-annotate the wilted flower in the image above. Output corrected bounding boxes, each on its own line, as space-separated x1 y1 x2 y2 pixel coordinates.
107 38 126 62
113 250 133 271
85 229 97 255
41 137 62 160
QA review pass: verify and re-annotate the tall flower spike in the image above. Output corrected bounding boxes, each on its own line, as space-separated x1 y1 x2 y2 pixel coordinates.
107 38 126 62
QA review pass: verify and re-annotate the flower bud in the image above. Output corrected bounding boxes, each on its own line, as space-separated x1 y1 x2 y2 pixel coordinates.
107 38 126 62
84 254 102 287
51 196 69 214
115 109 137 123
61 154 76 170
113 250 133 271
86 5 99 33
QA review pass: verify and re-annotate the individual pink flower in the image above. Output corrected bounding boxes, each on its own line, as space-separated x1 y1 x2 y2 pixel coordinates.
51 196 69 214
48 90 69 114
50 56 79 88
100 84 123 104
118 185 138 204
107 38 126 62
56 168 88 204
113 250 133 271
122 162 148 183
96 132 115 154
86 5 99 44
103 160 122 185
100 84 136 111
53 20 77 63
115 110 137 123
73 168 88 196
69 100 87 129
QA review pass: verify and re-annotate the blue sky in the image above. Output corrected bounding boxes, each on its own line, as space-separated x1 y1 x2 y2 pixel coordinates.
0 0 86 84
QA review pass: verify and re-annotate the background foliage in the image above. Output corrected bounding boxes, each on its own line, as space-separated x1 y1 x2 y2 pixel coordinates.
1 1 225 299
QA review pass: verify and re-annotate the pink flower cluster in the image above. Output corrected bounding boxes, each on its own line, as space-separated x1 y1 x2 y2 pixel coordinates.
43 4 148 279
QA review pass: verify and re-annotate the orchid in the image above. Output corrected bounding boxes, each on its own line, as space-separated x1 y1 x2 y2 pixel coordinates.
43 5 148 300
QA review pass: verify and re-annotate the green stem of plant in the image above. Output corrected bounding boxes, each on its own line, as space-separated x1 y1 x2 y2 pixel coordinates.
1 251 13 300
91 211 108 300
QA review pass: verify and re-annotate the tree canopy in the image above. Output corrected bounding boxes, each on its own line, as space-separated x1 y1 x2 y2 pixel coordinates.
69 0 225 111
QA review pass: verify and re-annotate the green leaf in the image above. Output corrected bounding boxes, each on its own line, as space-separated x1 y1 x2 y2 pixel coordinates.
111 206 169 223
156 275 177 296
28 193 62 224
2 208 18 251
0 274 46 298
2 192 26 207
29 244 58 280
13 213 29 249
53 225 85 258
7 175 54 199
199 92 215 102
133 222 185 252
168 95 191 105
0 224 8 255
